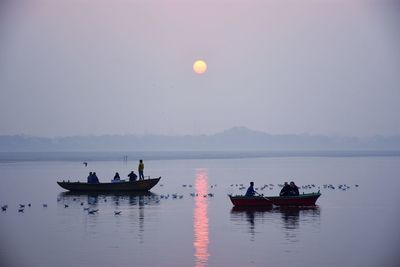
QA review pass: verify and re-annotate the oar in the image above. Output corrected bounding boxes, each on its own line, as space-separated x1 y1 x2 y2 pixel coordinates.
255 191 270 201
255 192 278 208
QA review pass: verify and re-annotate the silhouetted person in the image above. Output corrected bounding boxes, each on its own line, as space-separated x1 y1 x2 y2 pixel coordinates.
138 160 144 180
87 172 93 183
245 182 256 197
113 172 120 181
128 171 137 182
290 181 299 196
280 182 291 196
92 172 100 183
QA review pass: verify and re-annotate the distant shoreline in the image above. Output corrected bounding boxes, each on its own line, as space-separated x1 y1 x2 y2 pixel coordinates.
0 150 399 162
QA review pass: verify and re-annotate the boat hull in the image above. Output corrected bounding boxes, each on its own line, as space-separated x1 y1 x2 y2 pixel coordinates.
57 177 161 192
229 192 321 207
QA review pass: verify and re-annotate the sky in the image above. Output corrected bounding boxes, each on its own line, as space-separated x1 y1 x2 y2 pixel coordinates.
0 0 399 137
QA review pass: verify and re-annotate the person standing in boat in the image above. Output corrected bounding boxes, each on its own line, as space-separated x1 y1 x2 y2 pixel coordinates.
128 171 137 182
245 182 256 197
138 160 145 180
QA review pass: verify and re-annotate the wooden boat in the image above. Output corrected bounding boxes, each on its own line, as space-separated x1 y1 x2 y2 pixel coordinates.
57 177 161 192
228 192 321 207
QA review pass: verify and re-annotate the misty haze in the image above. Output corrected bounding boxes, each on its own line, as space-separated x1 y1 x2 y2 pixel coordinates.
0 1 399 267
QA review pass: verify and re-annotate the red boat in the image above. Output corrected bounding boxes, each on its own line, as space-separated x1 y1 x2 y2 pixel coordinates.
229 192 321 207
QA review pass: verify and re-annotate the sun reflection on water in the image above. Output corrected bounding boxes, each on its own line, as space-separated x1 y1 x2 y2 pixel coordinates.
193 169 209 267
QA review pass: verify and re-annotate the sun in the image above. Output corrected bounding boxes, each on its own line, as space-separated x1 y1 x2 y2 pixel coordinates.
193 60 207 74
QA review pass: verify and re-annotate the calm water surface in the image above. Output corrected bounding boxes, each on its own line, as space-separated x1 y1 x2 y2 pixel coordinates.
1 156 399 266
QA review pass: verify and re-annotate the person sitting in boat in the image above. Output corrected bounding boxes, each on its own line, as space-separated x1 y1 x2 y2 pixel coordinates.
92 172 100 183
87 172 93 183
289 181 299 196
280 182 291 196
113 172 120 181
245 182 256 197
128 171 137 182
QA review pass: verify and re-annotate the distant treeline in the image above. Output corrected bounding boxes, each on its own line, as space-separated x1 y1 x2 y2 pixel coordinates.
1 127 400 152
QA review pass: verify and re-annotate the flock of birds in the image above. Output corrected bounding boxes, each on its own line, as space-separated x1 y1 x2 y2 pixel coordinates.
1 182 359 215
0 198 124 215
1 203 45 213
229 182 359 192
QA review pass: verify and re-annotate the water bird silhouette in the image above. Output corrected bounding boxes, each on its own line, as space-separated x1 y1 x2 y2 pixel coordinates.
43 204 48 208
88 209 99 214
18 208 24 212
19 204 25 208
64 204 69 208
114 211 122 215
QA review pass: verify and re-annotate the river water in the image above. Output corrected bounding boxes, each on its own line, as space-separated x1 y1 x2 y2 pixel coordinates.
0 155 399 266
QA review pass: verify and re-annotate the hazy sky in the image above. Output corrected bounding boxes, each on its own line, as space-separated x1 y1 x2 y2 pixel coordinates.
0 0 399 137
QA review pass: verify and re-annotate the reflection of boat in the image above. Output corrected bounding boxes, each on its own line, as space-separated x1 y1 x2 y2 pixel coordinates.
57 177 161 192
58 191 159 206
228 192 321 207
59 191 156 197
230 206 320 233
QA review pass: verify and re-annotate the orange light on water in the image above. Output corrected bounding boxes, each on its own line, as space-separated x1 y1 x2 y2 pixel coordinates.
194 169 209 267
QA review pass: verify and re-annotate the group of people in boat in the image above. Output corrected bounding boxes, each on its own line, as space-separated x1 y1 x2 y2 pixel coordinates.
245 181 300 197
87 160 145 183
87 172 100 184
279 181 299 196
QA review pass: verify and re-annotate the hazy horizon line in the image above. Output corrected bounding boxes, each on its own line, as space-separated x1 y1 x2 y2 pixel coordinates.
1 126 400 139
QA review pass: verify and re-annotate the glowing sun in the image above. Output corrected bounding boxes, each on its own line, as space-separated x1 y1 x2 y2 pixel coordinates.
193 60 207 74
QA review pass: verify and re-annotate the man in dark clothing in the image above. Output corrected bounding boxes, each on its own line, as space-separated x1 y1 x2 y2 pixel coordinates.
290 181 299 196
128 171 138 182
87 172 93 183
245 182 256 197
92 172 100 183
280 182 291 196
113 172 120 181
